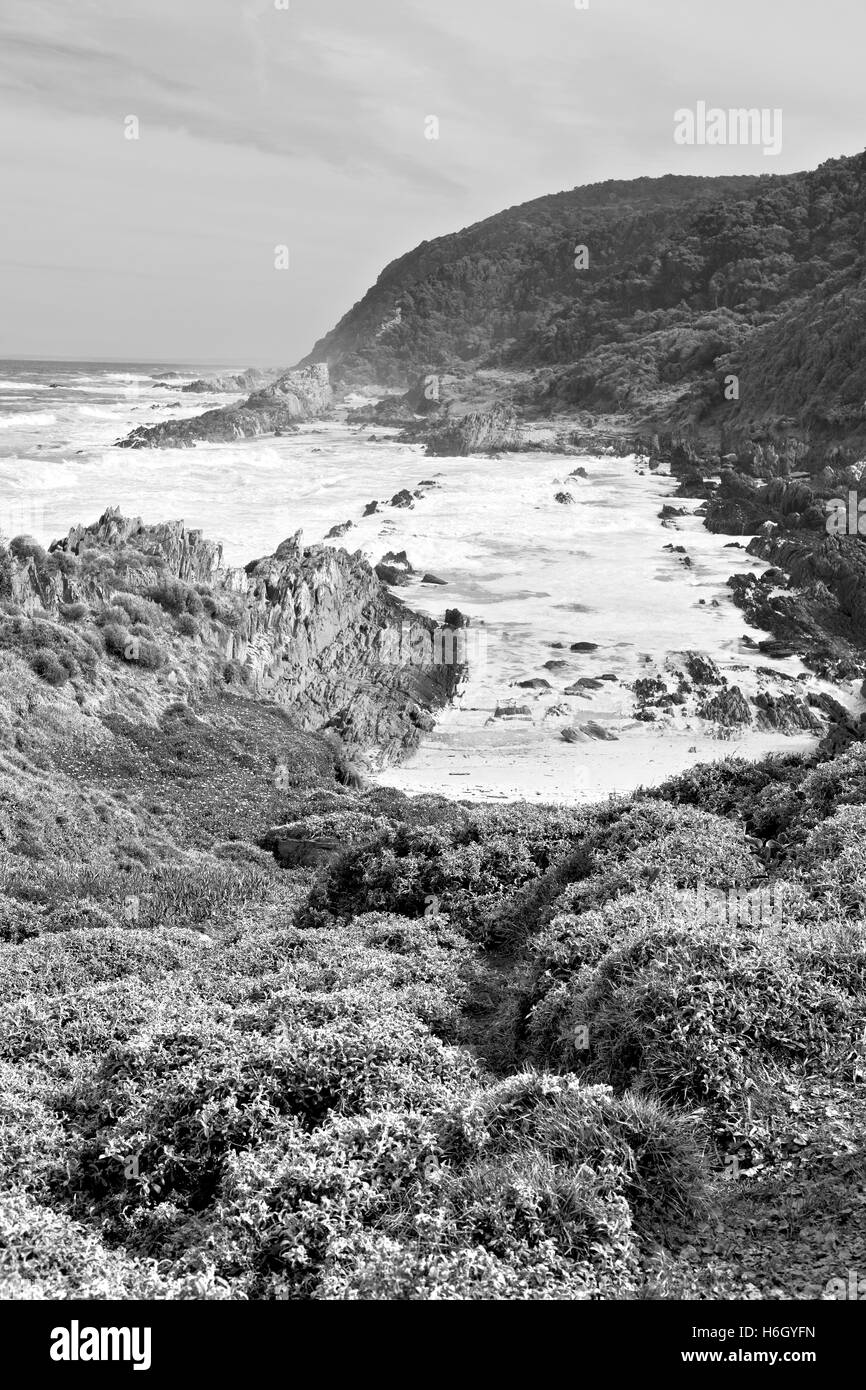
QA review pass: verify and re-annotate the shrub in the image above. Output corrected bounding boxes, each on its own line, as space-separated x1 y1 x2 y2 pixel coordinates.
175 613 199 638
59 601 88 621
147 580 204 618
135 639 164 670
101 622 131 657
30 648 69 686
222 659 249 686
111 591 163 627
45 551 78 577
519 900 865 1154
9 535 47 567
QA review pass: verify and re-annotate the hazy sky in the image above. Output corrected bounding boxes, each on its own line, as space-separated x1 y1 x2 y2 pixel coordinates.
1 0 864 365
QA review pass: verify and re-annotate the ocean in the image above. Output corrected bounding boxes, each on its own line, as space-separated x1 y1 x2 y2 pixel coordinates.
0 357 861 803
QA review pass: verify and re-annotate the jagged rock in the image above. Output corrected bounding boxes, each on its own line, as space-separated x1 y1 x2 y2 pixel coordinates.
425 404 523 457
683 651 723 686
561 726 589 743
390 490 414 509
375 564 410 586
697 686 752 726
381 550 413 571
554 491 574 505
325 521 353 539
752 693 822 733
39 506 461 766
118 364 333 448
363 500 380 516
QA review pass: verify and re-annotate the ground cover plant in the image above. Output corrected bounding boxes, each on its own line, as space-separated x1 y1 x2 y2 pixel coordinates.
0 532 864 1300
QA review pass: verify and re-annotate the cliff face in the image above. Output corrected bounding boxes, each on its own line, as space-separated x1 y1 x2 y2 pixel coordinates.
118 365 333 449
3 508 464 767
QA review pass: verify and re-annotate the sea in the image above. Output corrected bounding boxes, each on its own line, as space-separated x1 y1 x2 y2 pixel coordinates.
0 357 861 804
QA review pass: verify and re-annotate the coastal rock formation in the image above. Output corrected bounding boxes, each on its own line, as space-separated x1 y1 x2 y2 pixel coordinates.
117 364 333 449
180 368 277 394
697 686 752 727
14 507 463 766
425 405 523 457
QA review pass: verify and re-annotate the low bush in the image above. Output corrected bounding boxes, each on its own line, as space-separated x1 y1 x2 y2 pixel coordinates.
59 601 89 621
147 579 204 618
30 647 71 686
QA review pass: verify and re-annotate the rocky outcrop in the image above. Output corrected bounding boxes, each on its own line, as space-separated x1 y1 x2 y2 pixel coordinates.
117 365 333 449
425 405 524 457
181 368 277 394
15 507 465 766
727 535 866 683
697 686 752 726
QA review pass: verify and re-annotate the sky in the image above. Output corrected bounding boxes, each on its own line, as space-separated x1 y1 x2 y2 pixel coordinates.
1 0 864 365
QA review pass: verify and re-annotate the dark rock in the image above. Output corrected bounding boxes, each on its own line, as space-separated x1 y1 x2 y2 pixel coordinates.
554 491 574 505
363 500 380 516
268 834 343 868
421 573 447 585
683 651 723 686
390 489 415 509
752 693 822 733
375 563 410 587
495 701 532 718
381 550 414 572
515 678 552 689
697 686 752 726
570 641 599 652
325 521 353 539
581 721 618 741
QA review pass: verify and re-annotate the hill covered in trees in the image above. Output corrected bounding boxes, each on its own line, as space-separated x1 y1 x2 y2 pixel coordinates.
300 153 866 449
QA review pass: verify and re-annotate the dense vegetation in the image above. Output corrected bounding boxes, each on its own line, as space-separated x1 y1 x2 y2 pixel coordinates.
301 152 866 446
2 576 865 1297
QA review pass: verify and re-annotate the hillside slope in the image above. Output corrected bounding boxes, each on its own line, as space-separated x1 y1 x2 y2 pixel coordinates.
299 154 866 445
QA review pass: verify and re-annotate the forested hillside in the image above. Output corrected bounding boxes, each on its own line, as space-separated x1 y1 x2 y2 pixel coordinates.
301 153 866 437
